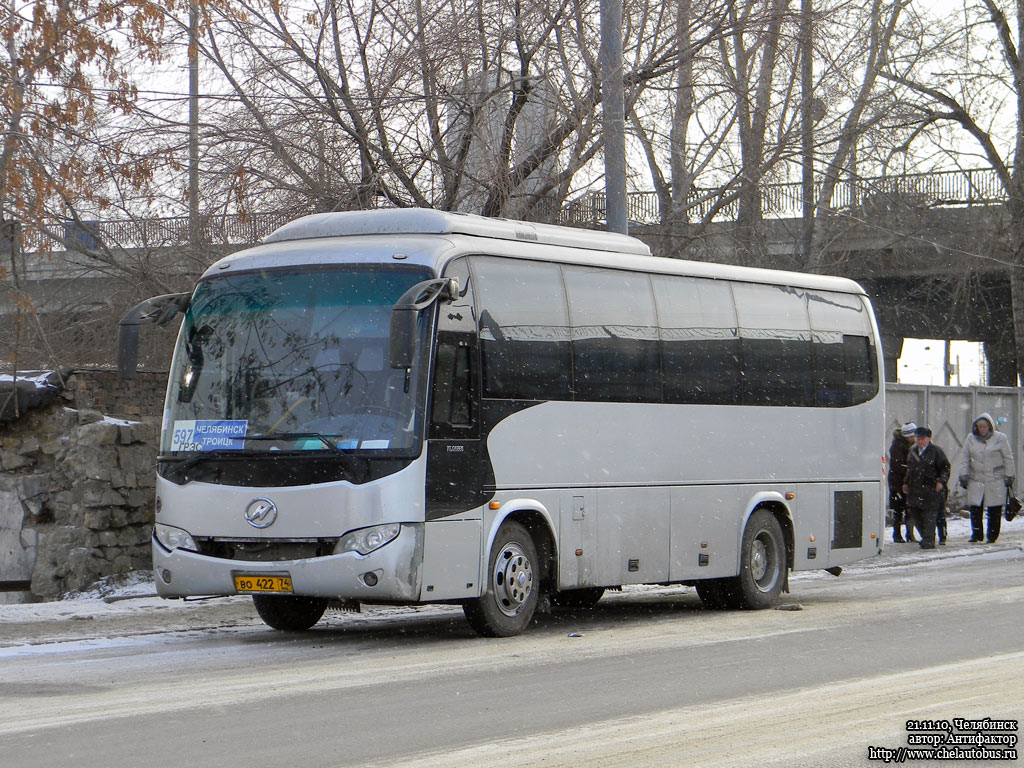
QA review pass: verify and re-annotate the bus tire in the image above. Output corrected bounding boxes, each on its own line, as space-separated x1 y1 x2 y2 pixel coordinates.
464 521 539 637
252 594 328 631
731 508 786 609
551 587 605 609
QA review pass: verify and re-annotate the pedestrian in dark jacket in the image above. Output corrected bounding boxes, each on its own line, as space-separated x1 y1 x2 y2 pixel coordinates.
888 422 917 542
958 412 1015 543
903 426 951 550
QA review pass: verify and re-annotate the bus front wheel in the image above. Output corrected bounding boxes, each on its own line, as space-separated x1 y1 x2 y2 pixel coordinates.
252 594 328 631
464 521 539 637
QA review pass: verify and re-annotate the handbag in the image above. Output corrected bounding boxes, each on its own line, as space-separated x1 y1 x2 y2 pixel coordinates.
1006 490 1022 522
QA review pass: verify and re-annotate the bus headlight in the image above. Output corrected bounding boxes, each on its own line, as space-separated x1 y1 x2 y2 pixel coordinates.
154 523 198 552
336 523 402 556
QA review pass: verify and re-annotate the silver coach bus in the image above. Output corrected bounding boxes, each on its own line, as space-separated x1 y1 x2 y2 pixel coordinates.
120 209 885 636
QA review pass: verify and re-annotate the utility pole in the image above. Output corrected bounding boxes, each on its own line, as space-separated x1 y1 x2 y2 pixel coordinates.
188 0 200 249
599 0 628 235
799 0 814 266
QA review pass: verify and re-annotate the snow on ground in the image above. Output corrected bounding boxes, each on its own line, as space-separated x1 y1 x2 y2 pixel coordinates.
0 514 1008 621
0 512 1019 652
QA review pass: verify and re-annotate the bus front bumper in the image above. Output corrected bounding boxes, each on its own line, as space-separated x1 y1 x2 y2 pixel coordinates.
152 523 423 601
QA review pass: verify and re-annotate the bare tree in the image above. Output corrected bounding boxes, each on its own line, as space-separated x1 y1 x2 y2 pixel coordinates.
0 0 229 377
801 0 910 269
879 0 1024 379
186 0 686 220
627 0 735 234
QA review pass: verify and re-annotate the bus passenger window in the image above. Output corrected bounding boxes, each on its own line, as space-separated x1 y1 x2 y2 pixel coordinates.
653 274 741 405
472 257 572 401
843 334 877 400
563 266 661 403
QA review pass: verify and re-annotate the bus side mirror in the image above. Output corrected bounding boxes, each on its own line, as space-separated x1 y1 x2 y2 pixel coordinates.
389 278 457 369
118 292 191 379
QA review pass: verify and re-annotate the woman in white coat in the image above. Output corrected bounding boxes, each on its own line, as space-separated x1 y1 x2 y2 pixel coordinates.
958 412 1015 543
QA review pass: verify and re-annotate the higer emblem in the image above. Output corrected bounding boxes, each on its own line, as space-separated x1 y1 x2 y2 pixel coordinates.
244 498 278 529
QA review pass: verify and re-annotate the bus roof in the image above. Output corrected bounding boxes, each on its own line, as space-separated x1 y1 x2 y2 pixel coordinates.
263 208 652 256
235 208 866 297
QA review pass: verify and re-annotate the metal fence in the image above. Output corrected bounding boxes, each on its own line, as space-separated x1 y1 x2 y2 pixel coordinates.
559 167 1006 226
886 382 1022 511
10 168 1009 252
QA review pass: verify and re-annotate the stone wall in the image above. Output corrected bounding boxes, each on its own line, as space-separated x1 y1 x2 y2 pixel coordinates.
0 369 165 600
66 369 169 420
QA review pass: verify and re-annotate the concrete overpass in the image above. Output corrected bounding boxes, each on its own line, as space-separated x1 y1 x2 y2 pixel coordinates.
3 168 1016 382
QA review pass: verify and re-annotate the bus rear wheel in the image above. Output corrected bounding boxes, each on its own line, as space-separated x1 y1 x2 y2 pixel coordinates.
252 594 328 631
464 521 539 637
732 509 786 609
696 510 786 610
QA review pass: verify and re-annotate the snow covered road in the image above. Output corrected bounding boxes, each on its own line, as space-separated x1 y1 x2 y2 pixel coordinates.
1 520 1021 767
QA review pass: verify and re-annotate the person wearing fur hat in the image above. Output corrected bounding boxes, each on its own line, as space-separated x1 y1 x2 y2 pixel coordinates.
887 422 918 542
958 413 1015 543
903 427 951 549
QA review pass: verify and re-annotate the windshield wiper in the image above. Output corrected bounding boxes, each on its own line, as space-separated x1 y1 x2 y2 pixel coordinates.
158 449 247 474
242 432 343 451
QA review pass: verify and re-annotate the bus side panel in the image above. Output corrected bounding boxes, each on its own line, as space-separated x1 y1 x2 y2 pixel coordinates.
596 487 670 585
668 485 744 581
558 490 599 589
420 518 482 600
486 402 881 493
827 481 884 568
790 483 831 570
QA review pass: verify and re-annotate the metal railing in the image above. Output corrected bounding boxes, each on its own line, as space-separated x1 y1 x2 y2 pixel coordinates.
6 168 1008 254
559 167 1006 226
44 210 298 253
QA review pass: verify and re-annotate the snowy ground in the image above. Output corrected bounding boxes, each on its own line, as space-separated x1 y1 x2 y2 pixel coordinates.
1 512 1020 652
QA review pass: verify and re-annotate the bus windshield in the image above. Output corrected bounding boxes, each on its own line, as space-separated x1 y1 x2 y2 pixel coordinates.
162 265 432 456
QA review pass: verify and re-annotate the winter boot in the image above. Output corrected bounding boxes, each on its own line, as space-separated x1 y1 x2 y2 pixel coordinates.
904 524 916 543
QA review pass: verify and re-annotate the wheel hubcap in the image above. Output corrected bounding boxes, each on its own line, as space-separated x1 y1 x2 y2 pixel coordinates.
750 533 777 591
492 542 534 617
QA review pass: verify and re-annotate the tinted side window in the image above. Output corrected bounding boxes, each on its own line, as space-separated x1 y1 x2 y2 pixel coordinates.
812 331 850 406
808 291 878 406
471 257 572 401
844 334 877 402
652 275 740 404
563 267 661 402
733 283 813 406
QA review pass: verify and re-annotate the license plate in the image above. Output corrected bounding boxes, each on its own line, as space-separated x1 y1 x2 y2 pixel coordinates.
233 573 293 594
